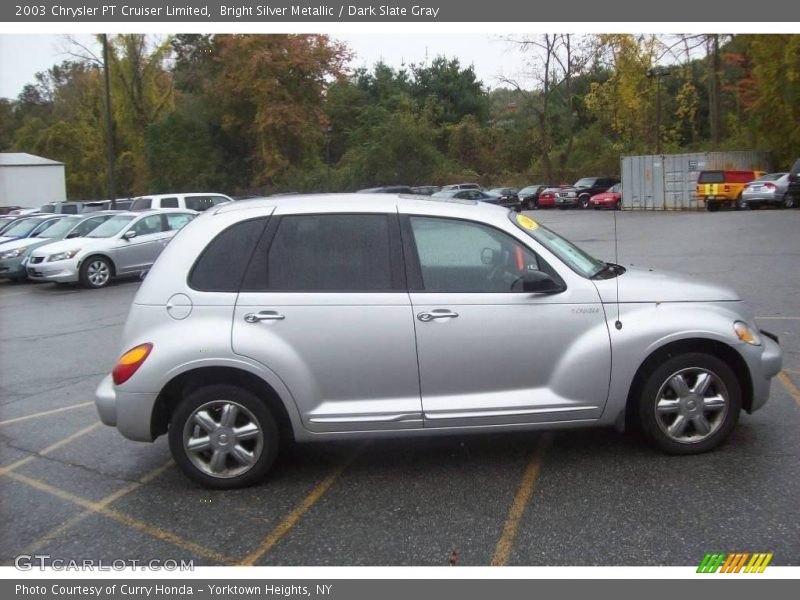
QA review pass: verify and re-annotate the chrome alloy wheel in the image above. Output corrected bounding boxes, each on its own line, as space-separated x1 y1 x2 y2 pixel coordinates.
182 400 264 478
654 368 729 444
87 260 110 286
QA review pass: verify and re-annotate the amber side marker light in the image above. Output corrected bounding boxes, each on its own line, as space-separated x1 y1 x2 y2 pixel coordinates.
112 343 153 385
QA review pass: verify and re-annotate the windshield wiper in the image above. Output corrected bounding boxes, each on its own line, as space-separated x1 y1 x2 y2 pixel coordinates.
591 262 626 280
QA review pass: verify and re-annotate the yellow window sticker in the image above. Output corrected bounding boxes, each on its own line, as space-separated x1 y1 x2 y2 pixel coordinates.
516 214 539 230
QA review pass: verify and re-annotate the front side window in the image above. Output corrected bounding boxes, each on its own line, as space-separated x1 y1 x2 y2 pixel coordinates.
131 215 164 236
263 214 394 291
165 213 194 231
409 216 545 293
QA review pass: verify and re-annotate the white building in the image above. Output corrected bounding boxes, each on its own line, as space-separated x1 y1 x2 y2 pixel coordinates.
0 153 67 208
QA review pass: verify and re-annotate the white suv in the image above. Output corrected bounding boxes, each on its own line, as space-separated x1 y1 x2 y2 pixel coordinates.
130 193 233 212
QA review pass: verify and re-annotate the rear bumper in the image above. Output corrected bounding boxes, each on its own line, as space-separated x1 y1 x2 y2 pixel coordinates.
95 374 159 442
741 192 779 203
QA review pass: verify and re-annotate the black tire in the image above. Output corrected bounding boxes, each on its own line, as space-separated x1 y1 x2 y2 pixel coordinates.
735 196 747 211
706 200 718 212
79 255 113 289
636 352 741 455
615 199 622 210
169 384 279 489
579 194 590 209
784 193 796 209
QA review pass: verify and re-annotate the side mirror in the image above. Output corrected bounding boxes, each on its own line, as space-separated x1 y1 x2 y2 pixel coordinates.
516 271 566 294
122 230 137 240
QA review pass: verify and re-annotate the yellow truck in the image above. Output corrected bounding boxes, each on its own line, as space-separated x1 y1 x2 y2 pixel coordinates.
697 169 765 211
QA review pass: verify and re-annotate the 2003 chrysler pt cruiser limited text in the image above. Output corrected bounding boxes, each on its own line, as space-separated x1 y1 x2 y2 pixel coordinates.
95 194 782 488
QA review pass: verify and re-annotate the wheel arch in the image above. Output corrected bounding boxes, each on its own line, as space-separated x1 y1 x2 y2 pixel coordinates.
151 366 294 443
624 337 754 430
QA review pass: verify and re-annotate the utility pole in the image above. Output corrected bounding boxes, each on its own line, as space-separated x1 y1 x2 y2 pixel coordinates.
102 34 117 209
646 66 670 155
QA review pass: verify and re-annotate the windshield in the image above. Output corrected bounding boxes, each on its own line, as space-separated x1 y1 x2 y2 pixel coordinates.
432 190 459 198
87 215 135 238
519 186 542 194
573 178 597 188
2 218 43 237
511 213 606 278
35 216 81 238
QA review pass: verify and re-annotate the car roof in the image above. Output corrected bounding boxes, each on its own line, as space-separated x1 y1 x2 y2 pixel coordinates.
134 193 230 199
213 192 504 216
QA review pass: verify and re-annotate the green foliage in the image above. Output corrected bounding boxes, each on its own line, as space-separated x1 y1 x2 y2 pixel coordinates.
3 34 799 200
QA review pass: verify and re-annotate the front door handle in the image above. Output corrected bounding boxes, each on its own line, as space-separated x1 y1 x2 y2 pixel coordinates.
417 309 459 322
244 311 285 323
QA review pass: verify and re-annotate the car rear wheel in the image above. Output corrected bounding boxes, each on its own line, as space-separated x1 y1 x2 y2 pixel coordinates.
706 200 719 212
79 256 112 289
637 353 741 454
169 384 279 488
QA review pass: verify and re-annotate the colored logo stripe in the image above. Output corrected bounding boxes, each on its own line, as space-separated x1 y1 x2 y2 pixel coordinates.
697 552 773 573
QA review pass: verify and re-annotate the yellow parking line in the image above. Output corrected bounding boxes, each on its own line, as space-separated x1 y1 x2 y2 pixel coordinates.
0 423 100 476
19 460 174 556
239 443 366 566
778 371 800 408
6 469 233 564
0 402 94 427
491 433 553 566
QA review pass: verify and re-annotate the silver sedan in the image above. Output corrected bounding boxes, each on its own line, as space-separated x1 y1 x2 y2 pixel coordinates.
739 172 790 209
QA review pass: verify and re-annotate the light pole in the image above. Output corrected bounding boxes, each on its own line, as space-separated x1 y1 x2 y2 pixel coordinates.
325 125 333 191
102 34 117 208
646 66 670 155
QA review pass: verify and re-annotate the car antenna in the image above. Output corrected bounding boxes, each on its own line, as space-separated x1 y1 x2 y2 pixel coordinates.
613 210 622 331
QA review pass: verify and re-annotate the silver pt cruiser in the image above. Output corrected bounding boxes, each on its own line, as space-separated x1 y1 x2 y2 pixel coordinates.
95 194 783 488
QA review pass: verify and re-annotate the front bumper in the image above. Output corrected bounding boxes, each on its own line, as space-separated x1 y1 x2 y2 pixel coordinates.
555 196 579 207
0 256 25 279
744 332 783 412
26 258 80 283
95 374 160 441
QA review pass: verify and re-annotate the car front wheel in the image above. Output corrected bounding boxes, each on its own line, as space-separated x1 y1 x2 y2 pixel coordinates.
169 384 279 488
79 256 113 289
784 193 796 209
579 195 590 209
637 353 741 454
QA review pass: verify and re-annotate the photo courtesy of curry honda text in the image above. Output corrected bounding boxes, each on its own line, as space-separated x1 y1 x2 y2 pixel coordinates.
95 194 783 488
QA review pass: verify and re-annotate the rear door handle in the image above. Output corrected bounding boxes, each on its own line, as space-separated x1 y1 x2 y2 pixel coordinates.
244 311 285 323
417 309 459 322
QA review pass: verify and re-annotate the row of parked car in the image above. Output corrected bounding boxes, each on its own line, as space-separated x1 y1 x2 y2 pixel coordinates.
697 159 800 211
0 192 238 288
358 178 624 211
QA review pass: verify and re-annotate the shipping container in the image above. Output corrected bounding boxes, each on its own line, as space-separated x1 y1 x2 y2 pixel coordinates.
620 151 772 210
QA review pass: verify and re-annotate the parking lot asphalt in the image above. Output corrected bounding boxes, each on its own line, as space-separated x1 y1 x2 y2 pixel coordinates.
1 208 798 567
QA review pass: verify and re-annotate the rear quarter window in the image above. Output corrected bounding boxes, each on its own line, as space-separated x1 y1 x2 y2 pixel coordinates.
189 218 269 292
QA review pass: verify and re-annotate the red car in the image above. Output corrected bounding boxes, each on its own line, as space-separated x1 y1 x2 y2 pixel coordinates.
534 186 569 208
589 183 622 209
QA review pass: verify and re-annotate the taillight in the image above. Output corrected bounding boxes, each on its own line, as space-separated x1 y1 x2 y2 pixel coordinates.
764 183 776 190
724 185 730 192
112 343 153 385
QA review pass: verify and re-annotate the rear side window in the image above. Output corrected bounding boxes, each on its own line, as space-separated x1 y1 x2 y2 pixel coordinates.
698 171 724 184
63 204 79 214
259 214 395 292
160 197 179 208
165 213 193 231
185 195 229 212
190 218 268 292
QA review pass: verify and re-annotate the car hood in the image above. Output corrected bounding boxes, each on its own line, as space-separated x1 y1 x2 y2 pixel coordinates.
0 237 52 253
593 267 740 303
591 192 616 200
0 235 22 245
28 236 108 258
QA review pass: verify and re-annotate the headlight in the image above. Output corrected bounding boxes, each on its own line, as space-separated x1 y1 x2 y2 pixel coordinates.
0 247 28 259
48 249 81 262
734 321 762 346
